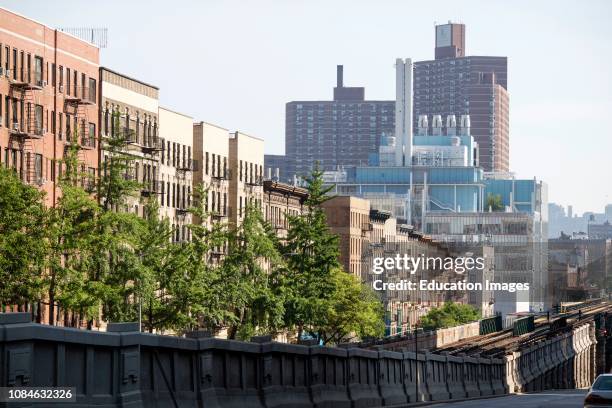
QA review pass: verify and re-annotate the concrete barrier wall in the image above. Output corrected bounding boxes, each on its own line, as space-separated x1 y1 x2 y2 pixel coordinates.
0 313 507 407
434 322 481 348
0 313 599 407
504 322 597 393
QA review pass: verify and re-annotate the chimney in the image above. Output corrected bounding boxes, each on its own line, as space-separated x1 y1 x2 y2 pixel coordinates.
446 115 457 136
337 65 344 87
432 115 443 136
417 115 429 136
460 114 471 136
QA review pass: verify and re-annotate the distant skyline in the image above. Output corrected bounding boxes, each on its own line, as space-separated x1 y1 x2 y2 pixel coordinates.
1 0 610 214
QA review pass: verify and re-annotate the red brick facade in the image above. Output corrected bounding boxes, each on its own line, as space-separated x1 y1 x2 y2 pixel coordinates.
0 8 99 206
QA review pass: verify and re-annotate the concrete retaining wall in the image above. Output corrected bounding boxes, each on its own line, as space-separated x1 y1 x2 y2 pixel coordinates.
504 322 597 393
0 313 506 407
0 313 599 407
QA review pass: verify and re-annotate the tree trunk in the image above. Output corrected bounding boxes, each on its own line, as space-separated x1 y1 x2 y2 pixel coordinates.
48 293 55 325
36 302 42 323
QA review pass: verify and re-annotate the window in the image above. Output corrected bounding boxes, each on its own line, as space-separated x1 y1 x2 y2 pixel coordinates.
88 123 96 146
59 66 63 90
88 77 96 102
160 138 165 162
66 68 70 94
34 56 42 85
51 63 56 86
34 154 42 181
58 113 63 140
26 54 31 83
205 152 209 175
103 109 109 135
19 51 24 81
11 98 17 126
12 49 17 79
81 73 86 99
65 113 71 140
166 182 170 207
34 105 43 134
172 183 176 208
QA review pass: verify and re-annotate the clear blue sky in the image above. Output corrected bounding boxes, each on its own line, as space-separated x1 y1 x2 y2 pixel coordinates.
2 0 610 215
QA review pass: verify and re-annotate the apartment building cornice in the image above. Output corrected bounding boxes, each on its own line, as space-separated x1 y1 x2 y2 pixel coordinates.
194 121 229 132
160 106 193 119
0 6 100 50
100 67 159 90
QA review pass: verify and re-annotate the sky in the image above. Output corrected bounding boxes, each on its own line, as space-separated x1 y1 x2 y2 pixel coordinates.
2 0 611 215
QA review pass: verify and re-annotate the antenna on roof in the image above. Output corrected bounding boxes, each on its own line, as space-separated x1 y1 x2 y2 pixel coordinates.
57 27 108 48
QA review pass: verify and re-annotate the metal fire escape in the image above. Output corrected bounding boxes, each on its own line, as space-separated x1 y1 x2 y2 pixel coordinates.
8 69 45 186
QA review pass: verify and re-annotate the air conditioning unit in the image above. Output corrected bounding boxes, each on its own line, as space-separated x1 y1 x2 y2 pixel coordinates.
0 67 4 76
40 80 47 87
36 177 45 186
4 69 10 78
59 85 64 92
12 122 20 131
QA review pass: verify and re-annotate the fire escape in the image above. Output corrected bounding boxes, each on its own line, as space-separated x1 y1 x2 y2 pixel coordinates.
64 85 95 188
8 69 44 186
175 153 194 219
139 121 162 198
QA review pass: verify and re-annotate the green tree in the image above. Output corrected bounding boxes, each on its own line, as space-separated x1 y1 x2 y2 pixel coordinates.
222 204 286 340
91 111 144 325
0 166 46 315
315 268 384 345
183 184 232 332
137 198 194 333
486 193 504 212
45 141 100 326
281 164 340 340
419 301 481 330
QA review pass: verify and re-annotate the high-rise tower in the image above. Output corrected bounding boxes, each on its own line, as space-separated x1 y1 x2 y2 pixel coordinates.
414 22 509 173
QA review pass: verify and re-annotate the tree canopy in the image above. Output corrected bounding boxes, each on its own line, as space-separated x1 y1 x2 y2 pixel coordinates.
419 301 481 330
0 146 385 344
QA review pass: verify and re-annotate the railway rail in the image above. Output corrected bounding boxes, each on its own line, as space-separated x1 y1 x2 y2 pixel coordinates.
433 299 609 358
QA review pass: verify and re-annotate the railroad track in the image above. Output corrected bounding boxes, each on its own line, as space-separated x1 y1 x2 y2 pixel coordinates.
434 300 610 358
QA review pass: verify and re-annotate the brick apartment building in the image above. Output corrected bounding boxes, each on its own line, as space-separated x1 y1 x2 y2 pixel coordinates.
282 65 395 181
414 22 509 172
0 7 99 206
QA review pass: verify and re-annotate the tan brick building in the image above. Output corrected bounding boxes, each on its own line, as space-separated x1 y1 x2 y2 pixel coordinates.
193 121 230 226
321 195 371 279
99 67 160 216
228 131 264 226
0 8 99 206
262 180 308 240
